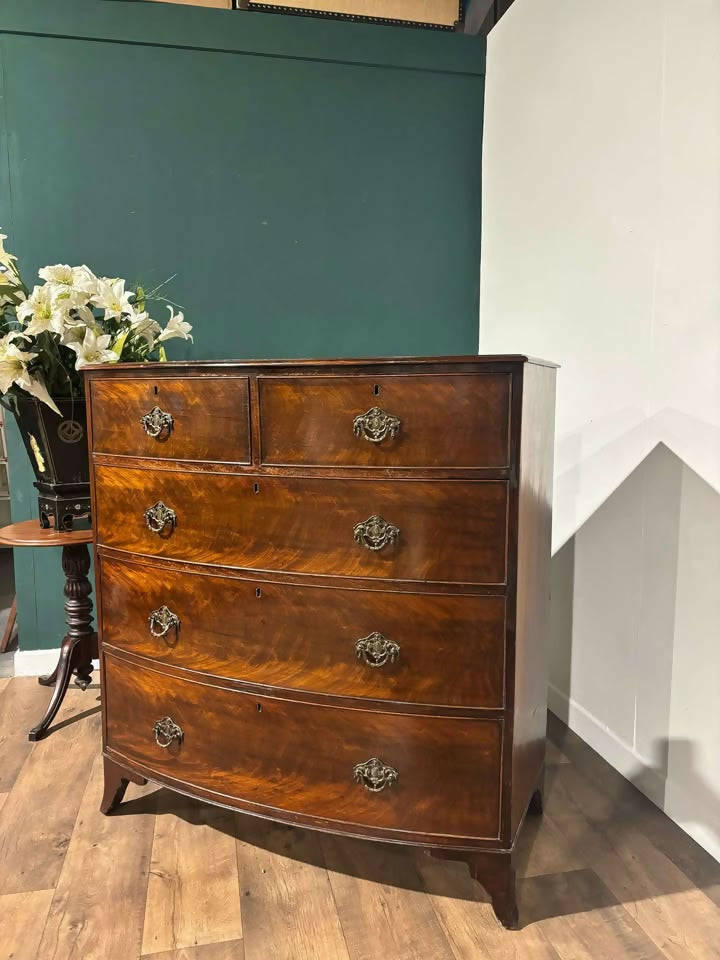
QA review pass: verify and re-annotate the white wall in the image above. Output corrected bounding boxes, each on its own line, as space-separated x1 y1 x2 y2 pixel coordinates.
479 0 720 860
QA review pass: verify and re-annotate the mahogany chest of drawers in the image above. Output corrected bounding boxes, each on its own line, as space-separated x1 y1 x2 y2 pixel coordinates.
86 355 557 929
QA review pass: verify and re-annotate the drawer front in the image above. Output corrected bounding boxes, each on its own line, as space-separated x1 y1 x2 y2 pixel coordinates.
100 556 506 708
89 376 250 463
258 374 511 469
95 466 508 585
104 654 502 840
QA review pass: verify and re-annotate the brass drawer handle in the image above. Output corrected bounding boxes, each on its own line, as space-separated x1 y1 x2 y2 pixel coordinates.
353 515 400 552
148 605 180 639
153 716 183 748
353 406 401 444
356 632 400 668
144 500 176 534
140 406 174 439
353 758 399 792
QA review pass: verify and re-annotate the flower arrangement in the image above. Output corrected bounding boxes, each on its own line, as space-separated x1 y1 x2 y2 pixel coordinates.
0 229 192 415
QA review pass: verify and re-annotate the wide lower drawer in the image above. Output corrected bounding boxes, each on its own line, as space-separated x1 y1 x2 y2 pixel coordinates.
99 555 506 708
258 373 511 469
103 654 502 840
94 466 508 585
89 376 251 463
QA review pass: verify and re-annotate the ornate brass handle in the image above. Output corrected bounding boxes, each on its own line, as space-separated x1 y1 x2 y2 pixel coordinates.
140 405 174 439
148 605 180 639
153 716 183 748
353 515 400 552
144 500 176 534
356 632 400 668
353 406 401 444
353 758 399 792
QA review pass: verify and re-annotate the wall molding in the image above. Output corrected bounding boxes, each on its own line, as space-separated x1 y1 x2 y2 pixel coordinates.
548 683 720 864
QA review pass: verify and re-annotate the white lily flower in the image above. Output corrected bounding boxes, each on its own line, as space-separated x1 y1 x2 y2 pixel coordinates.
17 285 58 334
60 326 87 346
0 330 29 351
17 371 61 413
129 310 162 348
40 264 99 298
59 303 95 345
0 343 34 396
19 283 96 339
0 336 60 414
0 233 19 274
66 327 117 369
158 306 193 343
38 264 75 286
92 278 135 321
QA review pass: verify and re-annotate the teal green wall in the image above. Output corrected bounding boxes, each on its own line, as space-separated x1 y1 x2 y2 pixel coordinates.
0 0 485 651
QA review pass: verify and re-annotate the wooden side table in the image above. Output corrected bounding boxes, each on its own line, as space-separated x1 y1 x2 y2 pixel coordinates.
0 520 98 741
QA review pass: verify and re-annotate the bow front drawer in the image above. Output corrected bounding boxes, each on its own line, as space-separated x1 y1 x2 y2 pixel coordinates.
258 374 511 469
103 653 502 842
99 555 506 708
94 465 508 585
88 376 250 463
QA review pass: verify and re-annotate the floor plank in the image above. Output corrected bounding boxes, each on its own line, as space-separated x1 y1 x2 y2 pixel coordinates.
0 675 56 792
629 803 720 910
416 852 562 960
140 941 244 960
545 741 570 766
515 810 588 879
0 889 55 960
35 752 157 960
560 817 720 960
0 686 100 896
236 818 349 960
322 835 455 960
141 793 242 956
521 869 667 960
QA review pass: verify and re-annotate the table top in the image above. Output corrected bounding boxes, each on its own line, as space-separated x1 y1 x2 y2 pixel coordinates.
0 519 93 547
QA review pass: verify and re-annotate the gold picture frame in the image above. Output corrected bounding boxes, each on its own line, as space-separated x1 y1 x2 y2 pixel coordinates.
237 0 463 30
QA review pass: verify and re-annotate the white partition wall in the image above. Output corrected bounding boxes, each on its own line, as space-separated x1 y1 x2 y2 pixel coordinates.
479 0 720 859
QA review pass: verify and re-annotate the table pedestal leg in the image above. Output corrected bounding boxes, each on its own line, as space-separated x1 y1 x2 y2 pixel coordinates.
29 542 98 742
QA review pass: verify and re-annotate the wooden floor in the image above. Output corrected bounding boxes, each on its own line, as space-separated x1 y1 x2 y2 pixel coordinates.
0 677 718 960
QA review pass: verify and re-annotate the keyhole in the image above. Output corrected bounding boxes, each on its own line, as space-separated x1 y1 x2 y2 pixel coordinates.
253 483 259 494
256 587 262 598
153 385 158 396
256 703 262 712
373 384 380 396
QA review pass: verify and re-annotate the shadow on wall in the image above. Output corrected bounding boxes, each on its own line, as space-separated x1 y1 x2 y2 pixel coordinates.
549 441 720 859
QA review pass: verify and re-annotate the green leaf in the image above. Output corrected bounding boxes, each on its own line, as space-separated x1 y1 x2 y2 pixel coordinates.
112 329 129 358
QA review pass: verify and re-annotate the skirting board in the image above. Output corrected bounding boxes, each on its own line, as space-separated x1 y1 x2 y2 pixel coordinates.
548 683 720 864
13 648 100 677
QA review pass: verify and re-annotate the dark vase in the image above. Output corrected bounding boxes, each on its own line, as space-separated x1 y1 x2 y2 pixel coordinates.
10 395 91 530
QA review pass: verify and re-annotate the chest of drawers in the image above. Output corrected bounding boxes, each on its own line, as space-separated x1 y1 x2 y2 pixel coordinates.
86 355 556 929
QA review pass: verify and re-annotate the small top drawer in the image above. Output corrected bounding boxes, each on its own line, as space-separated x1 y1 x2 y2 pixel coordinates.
89 376 250 463
258 374 511 469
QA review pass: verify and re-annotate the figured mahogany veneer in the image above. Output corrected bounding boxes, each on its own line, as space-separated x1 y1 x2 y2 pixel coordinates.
258 373 511 469
89 376 251 463
103 652 503 841
99 554 506 709
86 355 557 930
94 466 508 586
